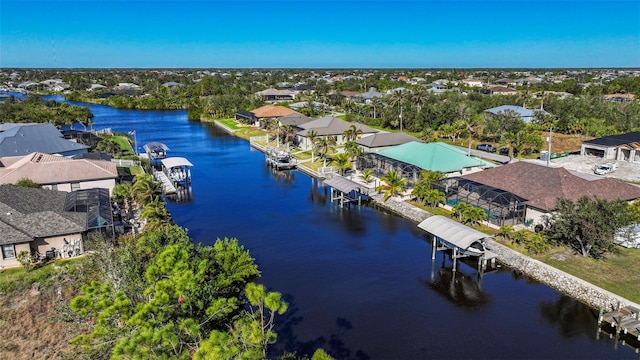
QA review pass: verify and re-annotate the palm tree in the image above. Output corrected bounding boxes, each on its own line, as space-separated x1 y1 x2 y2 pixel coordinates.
420 128 437 143
371 97 383 119
411 87 429 112
332 153 352 175
376 169 407 201
307 130 318 162
464 206 487 226
314 135 336 162
131 174 161 207
359 169 374 184
343 140 363 170
343 124 363 142
141 197 171 230
423 189 446 209
497 225 515 242
452 202 472 222
386 90 406 130
279 124 296 148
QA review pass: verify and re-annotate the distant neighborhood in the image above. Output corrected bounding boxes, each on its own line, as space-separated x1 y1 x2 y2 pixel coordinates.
1 67 640 270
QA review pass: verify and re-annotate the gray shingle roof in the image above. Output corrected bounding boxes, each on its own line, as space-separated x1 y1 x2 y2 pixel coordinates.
0 185 86 244
356 132 421 148
298 117 378 137
0 123 89 157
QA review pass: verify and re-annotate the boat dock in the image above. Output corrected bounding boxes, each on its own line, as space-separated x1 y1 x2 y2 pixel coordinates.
265 148 297 170
599 305 640 339
154 170 177 195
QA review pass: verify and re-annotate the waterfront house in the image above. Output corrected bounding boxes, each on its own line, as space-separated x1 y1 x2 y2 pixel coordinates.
356 132 422 153
249 105 299 128
235 110 258 124
0 123 89 157
0 185 86 269
580 132 640 162
278 113 313 128
357 141 493 184
297 116 378 150
441 161 640 227
0 152 119 195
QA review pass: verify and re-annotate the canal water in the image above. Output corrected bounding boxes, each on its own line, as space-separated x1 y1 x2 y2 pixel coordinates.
40 96 637 359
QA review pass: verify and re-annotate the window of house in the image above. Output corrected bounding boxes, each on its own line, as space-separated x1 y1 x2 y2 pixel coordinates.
71 182 81 191
2 244 15 259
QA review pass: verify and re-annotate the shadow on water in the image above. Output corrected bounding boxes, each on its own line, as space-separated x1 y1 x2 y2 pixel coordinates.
165 186 193 204
271 294 370 360
421 262 490 310
539 295 599 339
265 166 297 185
308 178 329 206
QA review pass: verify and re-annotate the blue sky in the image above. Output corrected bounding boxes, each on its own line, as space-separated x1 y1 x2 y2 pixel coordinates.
1 0 639 68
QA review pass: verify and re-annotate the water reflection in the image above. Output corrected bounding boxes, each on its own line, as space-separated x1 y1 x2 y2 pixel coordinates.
272 294 370 360
266 166 296 185
539 295 598 339
423 263 489 309
166 186 193 204
308 178 328 206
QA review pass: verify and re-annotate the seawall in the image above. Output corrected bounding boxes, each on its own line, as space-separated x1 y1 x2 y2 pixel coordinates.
370 194 640 311
214 120 639 312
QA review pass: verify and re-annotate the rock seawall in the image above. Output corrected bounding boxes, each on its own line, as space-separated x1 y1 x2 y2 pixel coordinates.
370 194 640 311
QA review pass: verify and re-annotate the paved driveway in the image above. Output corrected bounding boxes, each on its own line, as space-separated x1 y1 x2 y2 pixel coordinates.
528 155 640 183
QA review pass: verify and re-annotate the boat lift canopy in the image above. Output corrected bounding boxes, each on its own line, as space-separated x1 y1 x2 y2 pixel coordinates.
324 175 365 195
143 142 170 153
418 215 491 254
161 157 193 169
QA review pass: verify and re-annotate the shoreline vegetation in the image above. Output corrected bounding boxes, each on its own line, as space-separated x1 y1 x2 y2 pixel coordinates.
211 116 640 307
2 67 640 356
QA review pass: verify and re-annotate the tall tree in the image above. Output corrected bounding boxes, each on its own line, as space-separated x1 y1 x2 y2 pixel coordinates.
331 153 352 175
547 196 635 258
376 169 407 200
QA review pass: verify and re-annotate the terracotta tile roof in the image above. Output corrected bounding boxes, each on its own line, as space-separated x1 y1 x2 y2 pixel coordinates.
0 152 118 185
250 105 298 118
461 162 640 211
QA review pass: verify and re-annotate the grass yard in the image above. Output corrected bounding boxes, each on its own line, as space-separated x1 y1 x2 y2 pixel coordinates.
118 165 145 177
535 247 640 304
406 199 640 303
113 135 134 156
217 118 242 130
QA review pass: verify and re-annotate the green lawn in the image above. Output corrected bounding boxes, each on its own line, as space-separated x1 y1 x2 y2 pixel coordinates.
113 135 134 156
217 118 241 130
118 166 145 177
406 199 639 302
535 247 640 303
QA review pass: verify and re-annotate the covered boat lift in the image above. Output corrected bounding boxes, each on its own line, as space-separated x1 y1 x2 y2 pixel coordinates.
324 175 370 208
418 215 497 272
144 142 170 167
161 157 193 187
